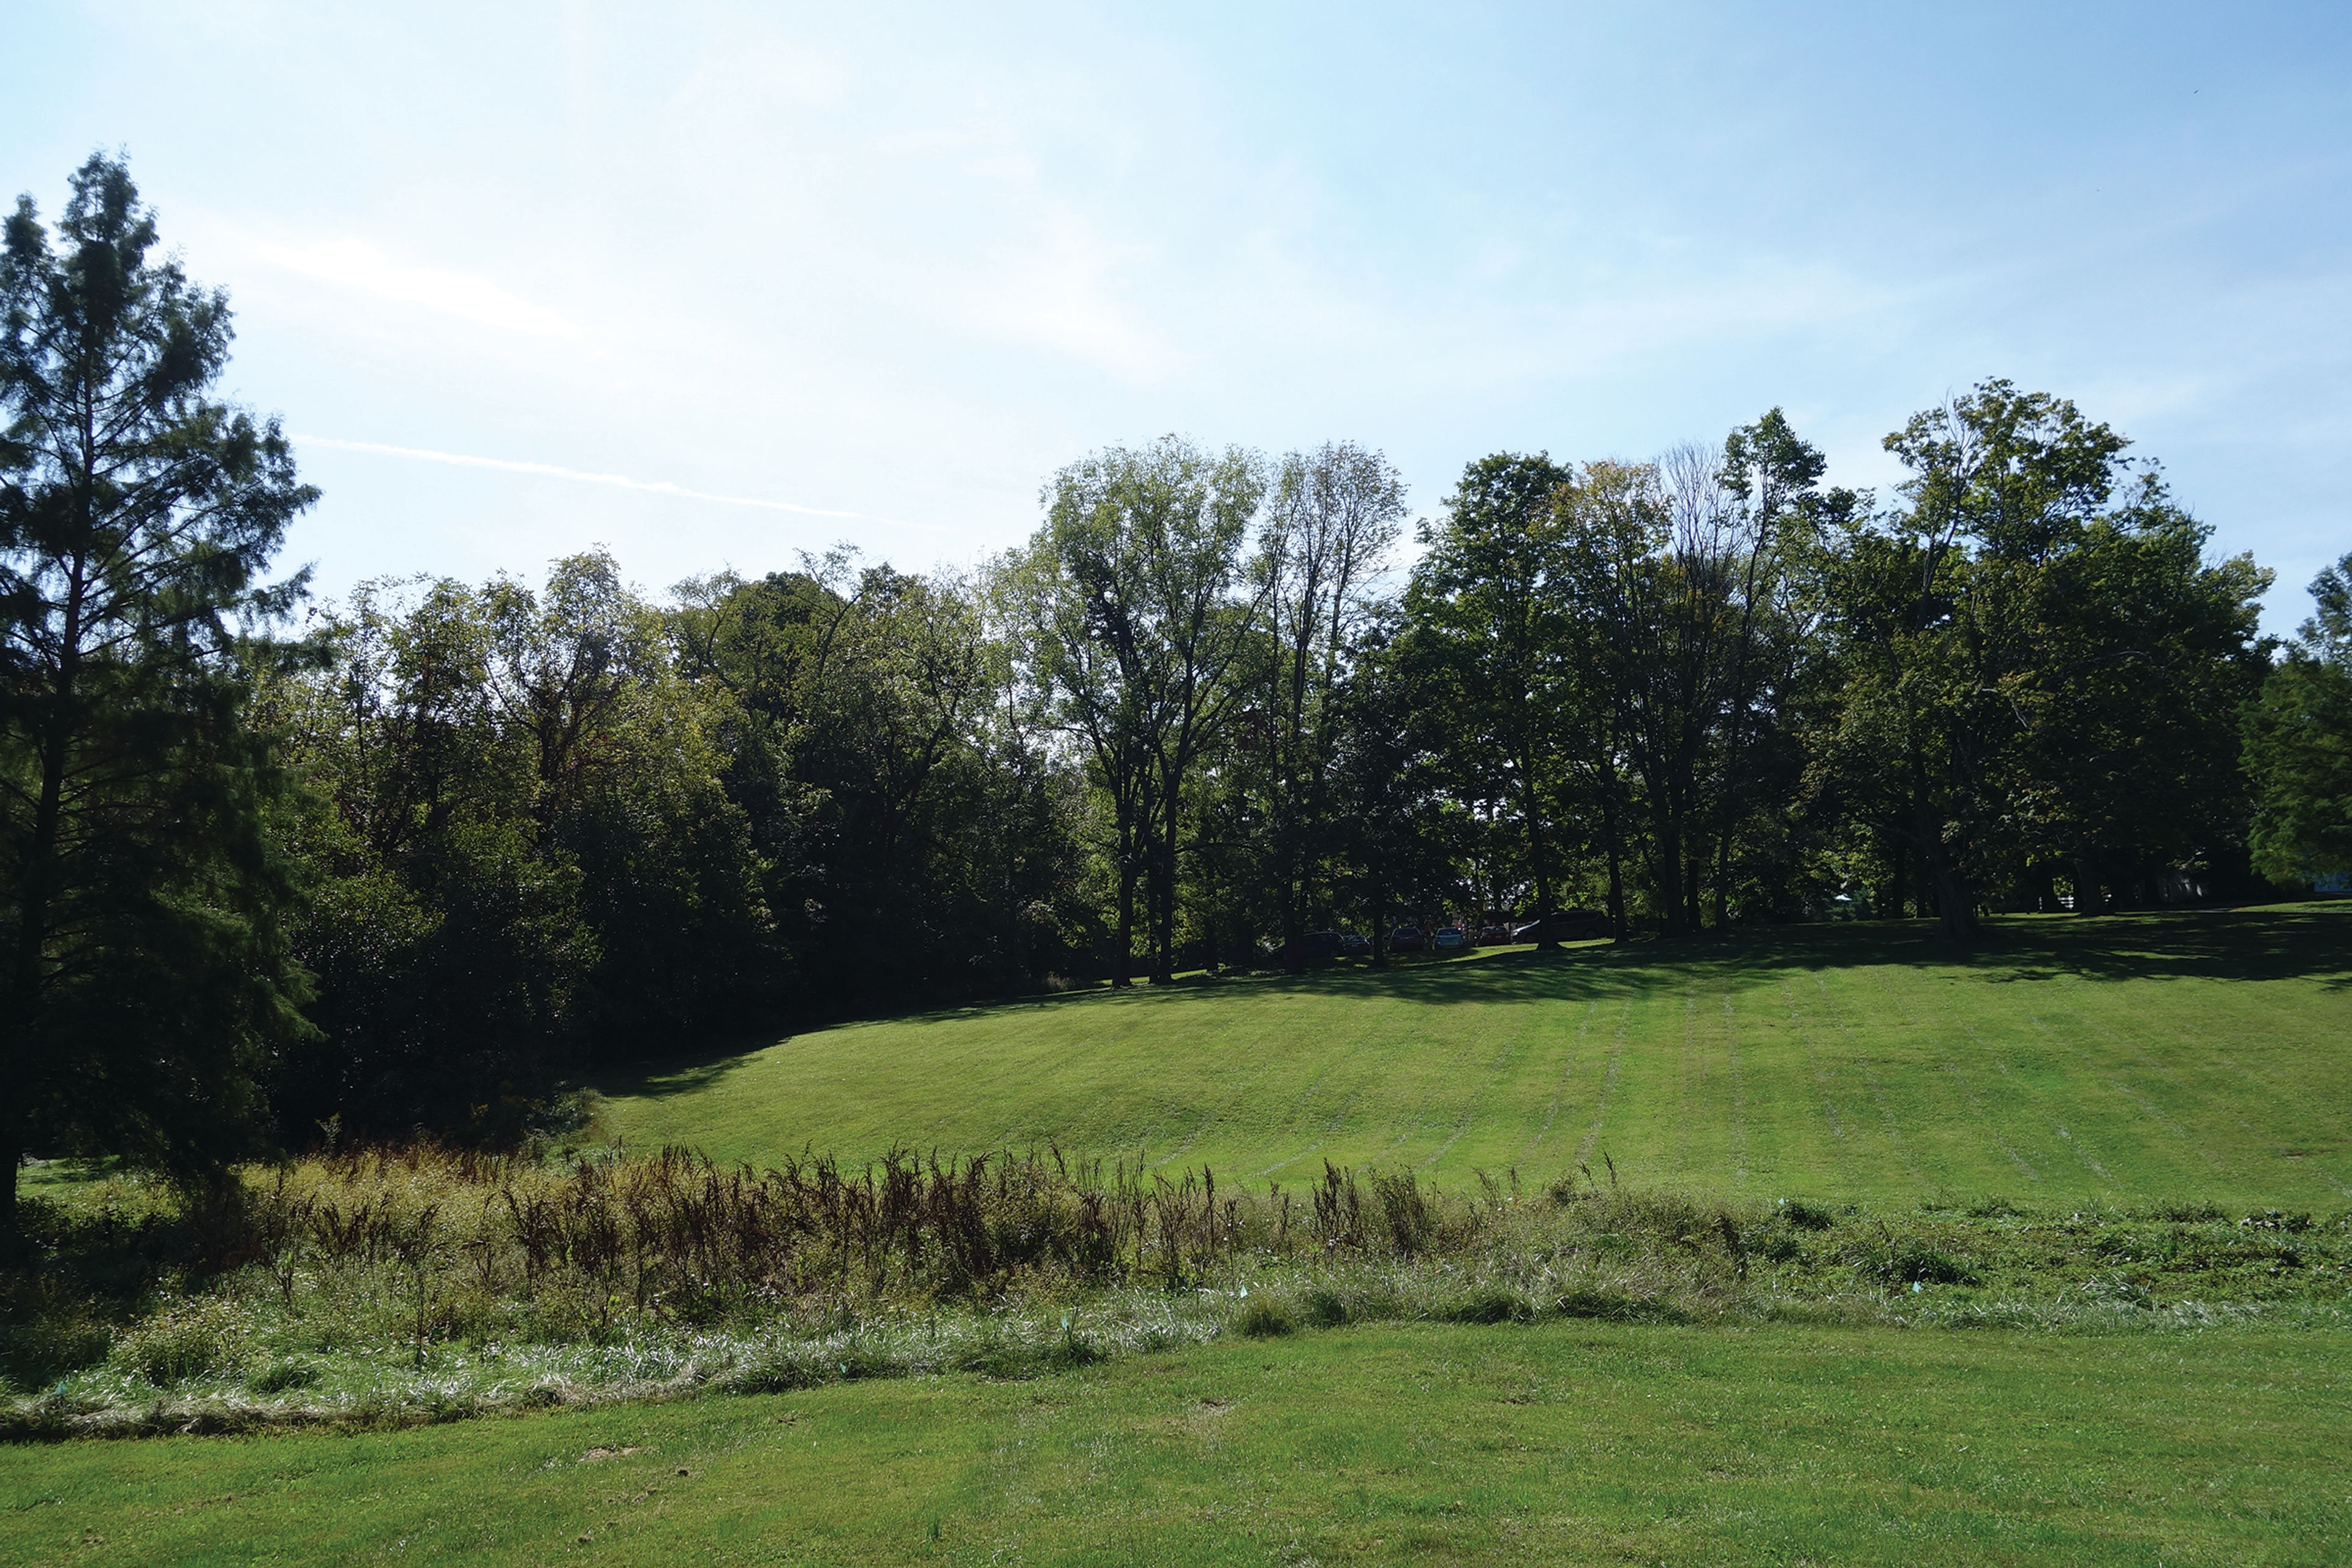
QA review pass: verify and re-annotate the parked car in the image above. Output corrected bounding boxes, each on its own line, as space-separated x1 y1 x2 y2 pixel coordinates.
1432 925 1468 951
1338 931 1371 956
1512 908 1612 943
1299 929 1344 961
1477 924 1512 945
1390 924 1427 952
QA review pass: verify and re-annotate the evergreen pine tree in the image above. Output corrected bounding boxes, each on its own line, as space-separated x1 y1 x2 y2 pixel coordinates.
1 154 315 1242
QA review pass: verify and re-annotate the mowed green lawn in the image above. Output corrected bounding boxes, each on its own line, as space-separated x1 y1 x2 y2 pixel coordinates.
601 907 2352 1208
6 1322 2344 1566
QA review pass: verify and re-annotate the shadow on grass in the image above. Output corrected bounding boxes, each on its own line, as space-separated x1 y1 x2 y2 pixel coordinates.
1968 907 2352 990
592 1031 781 1108
598 906 2350 1105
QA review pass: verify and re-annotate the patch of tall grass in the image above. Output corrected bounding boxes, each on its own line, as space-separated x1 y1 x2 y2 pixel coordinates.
5 1144 2346 1438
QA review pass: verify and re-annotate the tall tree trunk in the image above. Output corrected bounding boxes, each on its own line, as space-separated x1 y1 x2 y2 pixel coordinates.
1930 857 1975 940
1920 823 1974 940
1903 748 1975 937
1593 745 1629 941
1114 864 1136 989
1655 818 1685 938
1280 843 1305 975
5 656 75 1254
1709 719 1747 929
1602 829 1627 942
1152 813 1179 983
1711 834 1735 929
2073 859 2107 917
1525 771 1556 948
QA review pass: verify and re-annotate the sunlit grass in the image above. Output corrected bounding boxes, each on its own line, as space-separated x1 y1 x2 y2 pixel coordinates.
599 907 2352 1207
6 1320 2346 1566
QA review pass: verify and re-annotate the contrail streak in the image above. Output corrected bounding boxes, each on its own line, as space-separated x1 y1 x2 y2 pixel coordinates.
296 435 922 527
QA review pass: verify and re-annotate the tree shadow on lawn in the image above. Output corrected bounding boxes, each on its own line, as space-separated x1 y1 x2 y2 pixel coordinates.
1204 906 2350 1007
1967 906 2351 989
598 907 2350 1104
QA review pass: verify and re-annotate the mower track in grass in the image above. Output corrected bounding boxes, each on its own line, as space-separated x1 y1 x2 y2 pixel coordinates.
7 1322 2345 1566
1570 998 1630 1170
595 908 2352 1207
1515 996 1596 1166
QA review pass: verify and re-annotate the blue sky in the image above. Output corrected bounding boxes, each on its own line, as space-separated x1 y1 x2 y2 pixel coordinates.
8 2 2348 629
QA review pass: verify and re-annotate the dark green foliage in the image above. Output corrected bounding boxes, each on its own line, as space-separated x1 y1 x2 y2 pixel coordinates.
273 543 1096 1140
1438 1287 1534 1324
2245 658 2352 880
267 562 708 1135
0 1311 110 1388
1235 1295 1296 1336
246 1359 319 1394
1779 1199 1837 1231
2244 552 2352 882
0 156 314 1235
675 557 1084 1008
1010 440 1265 986
1231 443 1405 969
1402 453 1580 925
1809 383 2272 935
1844 1237 1980 1288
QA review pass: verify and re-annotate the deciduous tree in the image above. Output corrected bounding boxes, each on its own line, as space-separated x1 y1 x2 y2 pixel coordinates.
2245 551 2352 883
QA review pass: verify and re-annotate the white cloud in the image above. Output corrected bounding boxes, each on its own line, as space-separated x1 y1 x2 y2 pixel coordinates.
253 237 581 339
296 435 933 529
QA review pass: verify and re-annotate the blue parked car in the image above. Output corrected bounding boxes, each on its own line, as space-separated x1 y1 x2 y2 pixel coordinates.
1432 925 1468 952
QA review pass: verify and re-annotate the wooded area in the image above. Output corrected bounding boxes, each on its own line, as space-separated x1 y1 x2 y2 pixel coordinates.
5 156 2348 1229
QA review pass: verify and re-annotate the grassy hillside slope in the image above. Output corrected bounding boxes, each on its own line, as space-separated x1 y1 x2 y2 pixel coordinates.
598 907 2351 1207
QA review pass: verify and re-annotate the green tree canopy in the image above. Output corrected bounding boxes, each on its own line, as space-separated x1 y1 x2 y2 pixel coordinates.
0 155 314 1237
2245 551 2352 881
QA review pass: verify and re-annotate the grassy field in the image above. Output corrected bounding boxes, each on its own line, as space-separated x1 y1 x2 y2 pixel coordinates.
8 910 2346 1563
6 1320 2345 1566
601 908 2352 1208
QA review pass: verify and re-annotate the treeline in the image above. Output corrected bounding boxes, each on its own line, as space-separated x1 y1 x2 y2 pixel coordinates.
247 397 2336 1139
5 157 2348 1229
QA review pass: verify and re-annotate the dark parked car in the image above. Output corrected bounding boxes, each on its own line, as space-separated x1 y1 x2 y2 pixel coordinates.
1338 931 1371 956
1477 924 1512 945
1512 908 1611 943
1432 925 1468 951
1390 924 1427 952
1299 929 1344 960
